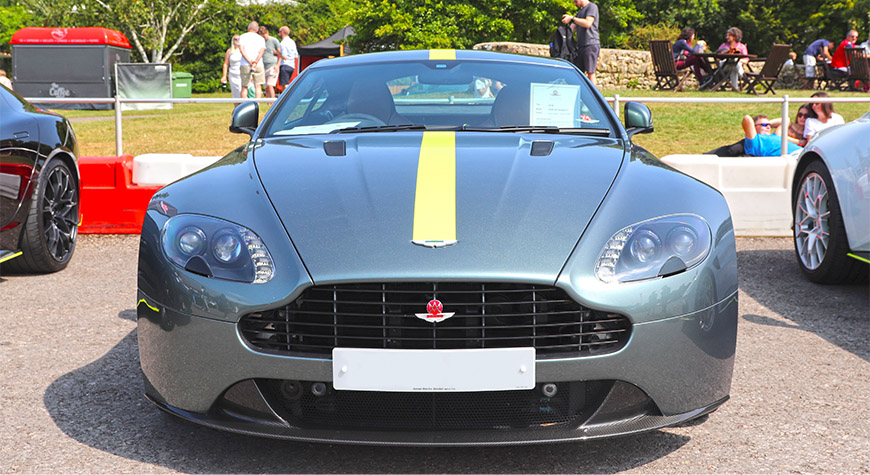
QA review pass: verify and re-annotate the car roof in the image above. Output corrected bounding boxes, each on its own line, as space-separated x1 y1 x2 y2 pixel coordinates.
306 49 575 70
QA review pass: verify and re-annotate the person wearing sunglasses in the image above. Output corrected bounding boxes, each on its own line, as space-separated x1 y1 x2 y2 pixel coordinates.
221 35 243 101
706 113 800 157
787 104 813 147
741 114 801 157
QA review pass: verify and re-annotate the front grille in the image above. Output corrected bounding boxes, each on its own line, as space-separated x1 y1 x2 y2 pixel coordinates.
239 282 631 357
258 379 612 431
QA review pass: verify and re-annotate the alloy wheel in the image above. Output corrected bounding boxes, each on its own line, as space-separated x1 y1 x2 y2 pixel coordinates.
40 164 78 261
794 172 830 270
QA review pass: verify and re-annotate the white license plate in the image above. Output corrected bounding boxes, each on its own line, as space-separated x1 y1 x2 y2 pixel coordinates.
332 347 535 392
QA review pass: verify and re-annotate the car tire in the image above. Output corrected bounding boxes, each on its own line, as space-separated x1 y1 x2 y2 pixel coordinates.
5 159 79 273
792 159 868 284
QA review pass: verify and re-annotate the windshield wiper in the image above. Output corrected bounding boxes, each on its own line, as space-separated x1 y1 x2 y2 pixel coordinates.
457 125 611 136
332 124 427 134
331 124 611 136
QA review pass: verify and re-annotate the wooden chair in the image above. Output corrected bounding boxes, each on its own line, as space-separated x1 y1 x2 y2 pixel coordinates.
742 44 791 94
649 40 691 91
824 63 849 91
845 47 870 91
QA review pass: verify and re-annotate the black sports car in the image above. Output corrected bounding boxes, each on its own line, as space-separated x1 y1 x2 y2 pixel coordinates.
0 84 79 273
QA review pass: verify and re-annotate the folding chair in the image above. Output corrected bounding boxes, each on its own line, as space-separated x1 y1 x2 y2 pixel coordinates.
649 40 691 91
742 44 791 95
845 47 870 92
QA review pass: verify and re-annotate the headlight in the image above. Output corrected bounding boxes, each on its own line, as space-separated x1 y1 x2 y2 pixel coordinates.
161 214 274 283
595 214 711 283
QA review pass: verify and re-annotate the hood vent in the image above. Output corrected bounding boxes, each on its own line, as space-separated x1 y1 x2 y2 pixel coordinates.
323 140 346 157
530 140 554 157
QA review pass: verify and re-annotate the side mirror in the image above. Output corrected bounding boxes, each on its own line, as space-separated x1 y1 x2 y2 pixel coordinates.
230 101 259 137
624 101 653 138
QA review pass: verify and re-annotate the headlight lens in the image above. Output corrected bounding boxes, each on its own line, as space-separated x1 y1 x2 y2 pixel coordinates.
161 214 274 283
595 214 711 283
178 227 207 255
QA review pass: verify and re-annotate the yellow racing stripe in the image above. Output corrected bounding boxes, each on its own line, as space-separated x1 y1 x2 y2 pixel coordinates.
412 132 456 243
429 49 456 60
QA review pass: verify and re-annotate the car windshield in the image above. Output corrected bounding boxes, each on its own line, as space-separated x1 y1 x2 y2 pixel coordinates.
263 58 614 136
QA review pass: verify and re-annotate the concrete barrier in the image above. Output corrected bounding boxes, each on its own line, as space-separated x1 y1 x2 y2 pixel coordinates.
79 154 222 234
660 154 798 237
132 153 222 186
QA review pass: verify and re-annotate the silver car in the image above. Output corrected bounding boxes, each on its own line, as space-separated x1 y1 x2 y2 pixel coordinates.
792 110 870 283
137 50 738 445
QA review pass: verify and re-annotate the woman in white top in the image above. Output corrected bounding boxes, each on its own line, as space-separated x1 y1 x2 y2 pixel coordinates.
803 92 845 142
221 35 243 99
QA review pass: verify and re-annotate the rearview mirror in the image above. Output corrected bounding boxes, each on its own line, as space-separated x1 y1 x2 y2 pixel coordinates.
230 101 259 137
624 101 653 138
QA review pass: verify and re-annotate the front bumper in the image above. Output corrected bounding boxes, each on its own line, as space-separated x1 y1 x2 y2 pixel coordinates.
137 291 737 444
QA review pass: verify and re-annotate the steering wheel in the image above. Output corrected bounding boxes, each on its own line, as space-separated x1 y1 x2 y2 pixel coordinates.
330 113 386 127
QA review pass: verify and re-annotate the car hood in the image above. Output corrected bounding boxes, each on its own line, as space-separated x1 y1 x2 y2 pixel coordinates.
254 133 624 283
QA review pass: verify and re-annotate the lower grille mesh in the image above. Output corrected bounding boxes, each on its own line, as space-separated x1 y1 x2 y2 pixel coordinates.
259 380 611 431
239 282 630 357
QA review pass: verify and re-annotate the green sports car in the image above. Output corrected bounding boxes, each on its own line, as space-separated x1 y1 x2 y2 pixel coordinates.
137 49 738 445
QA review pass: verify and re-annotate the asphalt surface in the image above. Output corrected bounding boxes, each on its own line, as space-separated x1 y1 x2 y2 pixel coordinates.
0 235 867 473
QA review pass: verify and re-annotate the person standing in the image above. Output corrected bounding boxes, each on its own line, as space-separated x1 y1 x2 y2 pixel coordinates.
803 39 834 78
220 35 243 101
561 0 600 86
259 26 281 98
239 21 266 99
277 26 298 94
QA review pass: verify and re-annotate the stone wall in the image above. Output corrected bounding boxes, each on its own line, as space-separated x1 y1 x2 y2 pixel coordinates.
473 42 658 89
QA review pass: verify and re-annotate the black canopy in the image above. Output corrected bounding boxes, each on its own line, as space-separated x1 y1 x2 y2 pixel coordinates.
298 26 355 57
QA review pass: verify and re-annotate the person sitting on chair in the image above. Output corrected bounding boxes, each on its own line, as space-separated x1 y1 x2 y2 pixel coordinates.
672 28 712 87
830 30 859 73
714 27 749 89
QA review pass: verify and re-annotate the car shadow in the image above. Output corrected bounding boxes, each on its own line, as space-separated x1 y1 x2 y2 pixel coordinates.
737 248 869 362
43 311 689 473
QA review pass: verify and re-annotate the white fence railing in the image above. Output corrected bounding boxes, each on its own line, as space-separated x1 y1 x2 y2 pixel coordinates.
24 95 870 157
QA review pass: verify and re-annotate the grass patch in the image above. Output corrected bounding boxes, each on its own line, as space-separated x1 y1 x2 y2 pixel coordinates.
55 90 870 159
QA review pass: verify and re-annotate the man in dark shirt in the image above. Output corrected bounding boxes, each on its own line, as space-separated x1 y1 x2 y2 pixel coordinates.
803 39 834 78
562 0 600 86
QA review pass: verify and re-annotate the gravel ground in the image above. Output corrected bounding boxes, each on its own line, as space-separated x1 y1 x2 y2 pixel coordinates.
0 235 867 473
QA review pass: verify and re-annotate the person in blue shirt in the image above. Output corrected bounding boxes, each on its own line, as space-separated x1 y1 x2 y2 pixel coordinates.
706 114 801 156
803 39 834 78
741 114 801 156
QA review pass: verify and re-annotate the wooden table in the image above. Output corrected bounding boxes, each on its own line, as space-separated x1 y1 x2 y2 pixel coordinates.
693 52 758 91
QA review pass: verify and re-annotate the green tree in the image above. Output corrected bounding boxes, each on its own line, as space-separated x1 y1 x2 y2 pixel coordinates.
348 0 513 51
0 1 34 51
596 0 644 47
175 0 357 91
347 0 643 51
83 0 236 63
